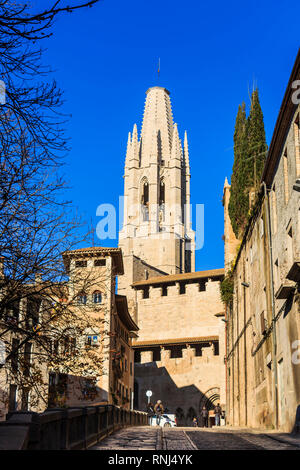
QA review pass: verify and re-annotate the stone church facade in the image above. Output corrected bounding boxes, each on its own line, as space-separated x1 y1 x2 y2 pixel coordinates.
118 86 226 425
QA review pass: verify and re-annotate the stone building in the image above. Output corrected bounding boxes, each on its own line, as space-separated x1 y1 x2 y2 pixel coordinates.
0 279 50 419
56 247 138 409
223 49 300 432
118 86 226 425
0 247 138 418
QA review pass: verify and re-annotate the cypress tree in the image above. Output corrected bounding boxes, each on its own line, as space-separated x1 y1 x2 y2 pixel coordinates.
228 102 248 238
228 89 267 238
246 89 268 190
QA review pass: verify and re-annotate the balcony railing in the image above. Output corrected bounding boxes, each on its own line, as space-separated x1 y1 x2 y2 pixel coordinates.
0 405 148 450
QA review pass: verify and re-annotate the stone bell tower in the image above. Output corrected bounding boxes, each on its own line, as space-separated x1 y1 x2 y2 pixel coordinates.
118 87 195 299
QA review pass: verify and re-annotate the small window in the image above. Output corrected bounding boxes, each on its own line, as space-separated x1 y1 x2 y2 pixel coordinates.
24 343 32 377
199 281 206 292
179 283 186 295
143 287 149 299
77 293 87 305
162 285 168 296
141 181 149 221
159 180 165 205
21 389 30 411
93 291 102 304
94 259 106 267
11 339 19 373
75 260 87 268
213 342 219 356
86 335 99 347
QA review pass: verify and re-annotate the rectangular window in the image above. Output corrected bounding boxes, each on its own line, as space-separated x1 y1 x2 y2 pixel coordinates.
294 114 300 177
283 151 289 204
170 346 183 358
134 350 141 363
179 283 186 295
24 343 32 377
153 348 161 361
143 287 149 299
94 259 106 267
213 342 219 356
11 338 19 373
162 285 168 296
199 281 206 292
75 260 87 268
21 389 29 411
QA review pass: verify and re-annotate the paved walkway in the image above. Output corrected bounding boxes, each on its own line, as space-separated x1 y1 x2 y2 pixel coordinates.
91 426 300 450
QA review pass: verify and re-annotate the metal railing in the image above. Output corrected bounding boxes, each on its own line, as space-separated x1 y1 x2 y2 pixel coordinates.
1 405 148 450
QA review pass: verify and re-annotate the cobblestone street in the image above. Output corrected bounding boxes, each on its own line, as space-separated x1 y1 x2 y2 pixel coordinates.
91 426 300 451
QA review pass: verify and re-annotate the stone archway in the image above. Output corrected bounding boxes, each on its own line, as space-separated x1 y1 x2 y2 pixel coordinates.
199 387 220 412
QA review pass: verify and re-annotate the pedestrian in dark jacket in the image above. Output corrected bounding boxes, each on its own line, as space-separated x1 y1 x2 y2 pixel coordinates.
147 402 154 415
154 400 164 426
201 406 208 427
192 417 198 427
214 403 222 426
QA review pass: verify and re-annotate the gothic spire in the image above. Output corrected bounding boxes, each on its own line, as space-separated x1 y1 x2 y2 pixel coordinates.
184 130 190 172
140 87 173 164
125 131 131 166
171 123 182 162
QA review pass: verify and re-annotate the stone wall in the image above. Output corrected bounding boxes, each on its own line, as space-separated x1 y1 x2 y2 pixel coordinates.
135 344 223 425
135 278 224 342
133 277 226 419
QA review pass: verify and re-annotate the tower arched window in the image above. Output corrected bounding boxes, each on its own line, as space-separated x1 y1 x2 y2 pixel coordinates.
159 180 165 206
141 180 149 221
159 179 165 230
93 291 102 304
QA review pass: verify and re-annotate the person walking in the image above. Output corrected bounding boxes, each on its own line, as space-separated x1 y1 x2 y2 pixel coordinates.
192 416 198 427
146 402 154 425
147 401 154 415
154 400 164 426
201 406 208 428
214 403 222 426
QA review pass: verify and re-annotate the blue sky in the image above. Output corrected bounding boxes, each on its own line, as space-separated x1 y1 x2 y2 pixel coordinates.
42 0 299 271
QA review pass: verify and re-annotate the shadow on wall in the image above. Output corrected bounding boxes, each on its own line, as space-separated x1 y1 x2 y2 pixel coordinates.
48 373 109 408
134 363 220 426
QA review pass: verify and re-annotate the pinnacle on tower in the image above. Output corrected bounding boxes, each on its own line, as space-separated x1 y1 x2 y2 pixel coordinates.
131 123 139 162
125 131 131 167
171 123 182 162
132 123 138 144
184 130 190 171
